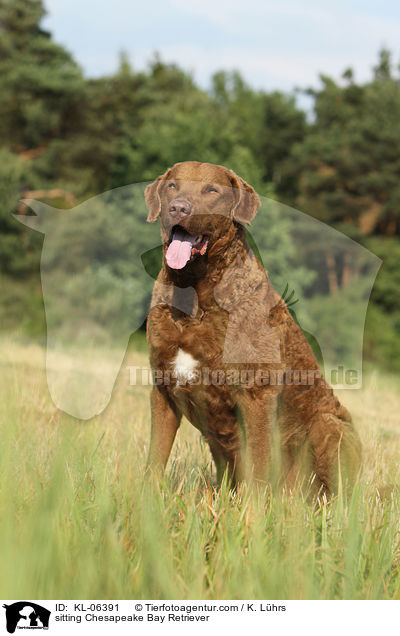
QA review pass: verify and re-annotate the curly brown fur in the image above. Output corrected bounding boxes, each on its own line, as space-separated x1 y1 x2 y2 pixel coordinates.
145 161 361 494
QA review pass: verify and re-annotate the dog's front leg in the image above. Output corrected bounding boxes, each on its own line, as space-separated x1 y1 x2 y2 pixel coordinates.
237 388 278 484
146 386 181 476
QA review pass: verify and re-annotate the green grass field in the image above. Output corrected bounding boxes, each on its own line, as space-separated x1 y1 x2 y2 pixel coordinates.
1 337 400 600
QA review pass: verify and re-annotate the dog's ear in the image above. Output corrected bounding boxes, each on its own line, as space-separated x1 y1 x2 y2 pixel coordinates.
145 168 172 222
229 171 260 225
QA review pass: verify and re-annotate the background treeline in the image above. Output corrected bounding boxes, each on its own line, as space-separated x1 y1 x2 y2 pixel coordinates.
1 0 400 371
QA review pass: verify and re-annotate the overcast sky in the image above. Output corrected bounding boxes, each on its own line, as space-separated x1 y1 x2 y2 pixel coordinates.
43 0 400 93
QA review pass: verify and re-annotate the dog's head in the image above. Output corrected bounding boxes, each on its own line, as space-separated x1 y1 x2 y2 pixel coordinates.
145 161 260 270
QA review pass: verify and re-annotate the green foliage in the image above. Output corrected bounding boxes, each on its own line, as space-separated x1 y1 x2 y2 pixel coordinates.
297 280 372 368
35 188 154 342
367 238 400 314
0 147 42 275
364 303 400 374
0 0 84 150
286 50 400 235
363 238 400 372
0 2 398 370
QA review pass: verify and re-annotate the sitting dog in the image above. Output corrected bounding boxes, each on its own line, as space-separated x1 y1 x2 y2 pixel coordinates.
145 161 361 493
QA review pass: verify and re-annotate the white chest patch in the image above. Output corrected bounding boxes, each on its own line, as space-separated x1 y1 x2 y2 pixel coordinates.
172 348 199 384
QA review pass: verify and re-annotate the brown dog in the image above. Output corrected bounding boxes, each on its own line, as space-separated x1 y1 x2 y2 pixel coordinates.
145 161 361 493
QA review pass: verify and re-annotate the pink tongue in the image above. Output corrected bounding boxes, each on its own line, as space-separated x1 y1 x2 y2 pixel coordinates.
166 230 196 269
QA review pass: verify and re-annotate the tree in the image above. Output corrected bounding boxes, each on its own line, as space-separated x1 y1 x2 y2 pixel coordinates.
286 51 400 238
0 0 86 284
0 0 84 154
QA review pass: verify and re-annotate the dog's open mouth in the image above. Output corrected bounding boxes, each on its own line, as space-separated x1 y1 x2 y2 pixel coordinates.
166 226 209 270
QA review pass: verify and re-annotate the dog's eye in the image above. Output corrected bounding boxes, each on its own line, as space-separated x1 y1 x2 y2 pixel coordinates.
207 186 218 193
168 183 177 189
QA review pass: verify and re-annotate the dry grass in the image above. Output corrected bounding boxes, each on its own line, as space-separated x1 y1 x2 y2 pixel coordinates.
0 337 400 599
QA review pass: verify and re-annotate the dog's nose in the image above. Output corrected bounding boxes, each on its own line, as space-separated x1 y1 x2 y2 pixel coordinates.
168 199 192 218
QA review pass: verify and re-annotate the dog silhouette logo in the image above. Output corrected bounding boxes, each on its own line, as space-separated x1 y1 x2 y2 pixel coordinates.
13 182 381 418
2 602 50 633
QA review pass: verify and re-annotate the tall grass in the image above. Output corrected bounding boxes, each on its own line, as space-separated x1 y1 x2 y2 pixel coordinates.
0 338 400 599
